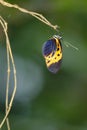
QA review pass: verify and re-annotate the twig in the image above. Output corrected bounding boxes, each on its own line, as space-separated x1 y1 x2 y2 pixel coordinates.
0 16 17 129
6 32 10 130
0 0 59 31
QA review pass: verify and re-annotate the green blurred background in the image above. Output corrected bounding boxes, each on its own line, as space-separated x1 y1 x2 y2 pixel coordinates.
0 0 87 130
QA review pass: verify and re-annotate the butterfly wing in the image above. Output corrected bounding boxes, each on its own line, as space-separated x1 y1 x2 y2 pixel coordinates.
42 36 62 73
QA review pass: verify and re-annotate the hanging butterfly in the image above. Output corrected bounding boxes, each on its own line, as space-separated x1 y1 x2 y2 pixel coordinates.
42 35 62 74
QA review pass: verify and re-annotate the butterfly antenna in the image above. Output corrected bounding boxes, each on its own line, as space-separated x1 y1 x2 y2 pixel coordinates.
64 41 79 51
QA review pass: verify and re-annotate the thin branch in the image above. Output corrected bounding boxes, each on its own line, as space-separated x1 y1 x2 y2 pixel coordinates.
0 16 17 129
6 35 10 130
0 0 59 31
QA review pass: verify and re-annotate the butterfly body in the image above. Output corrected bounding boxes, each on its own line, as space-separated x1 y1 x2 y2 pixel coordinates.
42 35 62 73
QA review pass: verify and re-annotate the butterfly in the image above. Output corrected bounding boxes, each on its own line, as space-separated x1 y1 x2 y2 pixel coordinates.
42 35 62 74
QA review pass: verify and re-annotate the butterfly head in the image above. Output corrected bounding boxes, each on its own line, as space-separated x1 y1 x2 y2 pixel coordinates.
53 35 62 40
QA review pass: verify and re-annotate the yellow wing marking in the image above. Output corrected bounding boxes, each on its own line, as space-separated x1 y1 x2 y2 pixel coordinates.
44 38 62 67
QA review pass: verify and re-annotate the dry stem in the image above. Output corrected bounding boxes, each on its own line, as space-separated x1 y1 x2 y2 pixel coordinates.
0 0 59 31
0 16 17 129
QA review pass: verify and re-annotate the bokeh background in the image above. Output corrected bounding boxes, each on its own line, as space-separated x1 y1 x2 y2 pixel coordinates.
0 0 87 130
